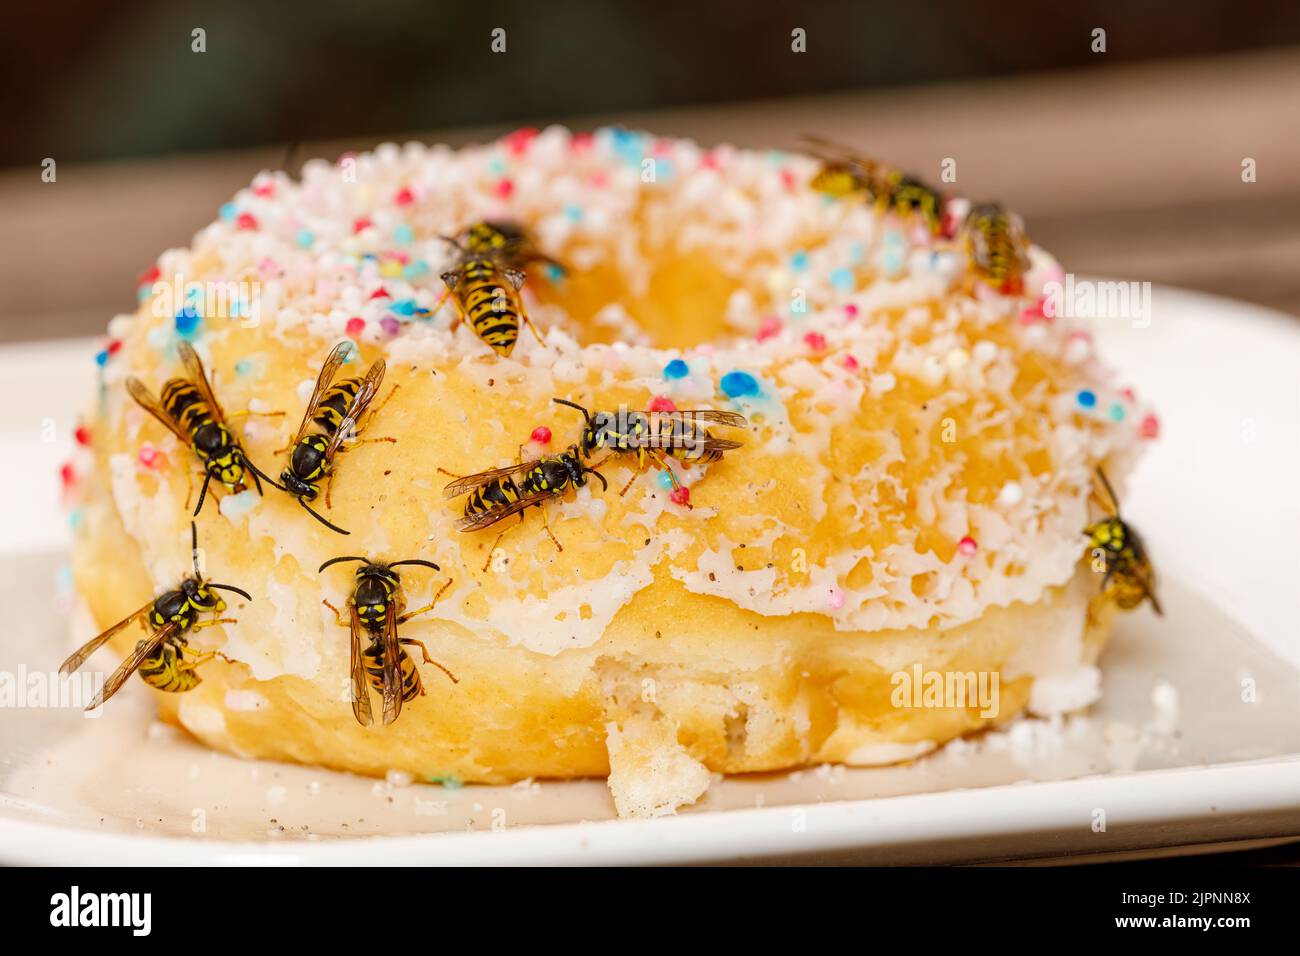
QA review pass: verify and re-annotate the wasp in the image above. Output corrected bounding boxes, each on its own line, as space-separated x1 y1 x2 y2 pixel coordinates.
1084 467 1162 615
441 445 608 560
552 398 747 496
60 522 250 710
277 342 395 535
803 135 946 235
435 253 544 357
960 202 1031 295
320 556 457 727
126 341 279 515
445 219 565 274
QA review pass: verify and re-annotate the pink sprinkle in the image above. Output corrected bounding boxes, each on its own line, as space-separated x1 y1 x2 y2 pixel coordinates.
379 316 401 337
60 463 75 488
369 287 390 300
74 425 91 447
530 425 552 445
588 172 608 188
648 395 677 413
257 257 279 277
345 317 366 336
804 332 827 352
389 251 410 265
756 315 782 342
106 339 123 356
652 138 674 156
353 217 373 234
495 178 515 199
670 486 691 507
394 187 414 206
700 151 721 171
1121 387 1136 402
571 132 594 153
137 266 161 287
1019 298 1048 325
253 182 275 198
138 445 161 469
842 355 859 371
503 127 538 156
827 588 845 611
843 303 859 318
958 536 978 557
780 169 796 191
1139 413 1160 439
235 212 258 231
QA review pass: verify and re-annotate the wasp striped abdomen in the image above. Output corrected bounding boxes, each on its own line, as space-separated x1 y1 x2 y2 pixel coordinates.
137 641 204 694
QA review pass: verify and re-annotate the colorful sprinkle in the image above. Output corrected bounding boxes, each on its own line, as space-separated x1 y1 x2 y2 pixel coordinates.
842 354 859 371
827 587 845 610
219 203 238 223
394 187 415 206
138 444 162 469
1140 413 1160 439
379 316 401 337
137 266 161 288
720 371 760 399
790 250 809 272
656 470 675 490
495 178 515 199
94 349 109 367
235 212 258 231
369 287 390 300
295 228 315 249
669 485 691 507
74 425 91 447
530 425 552 445
843 303 859 318
1107 402 1126 422
352 217 373 235
59 463 76 488
829 267 855 292
756 316 782 342
234 357 258 377
106 339 122 356
648 395 676 413
345 317 366 337
663 359 689 380
544 263 566 284
503 127 538 156
393 223 414 245
1075 389 1097 409
175 308 202 339
564 202 583 223
958 536 978 557
804 332 826 352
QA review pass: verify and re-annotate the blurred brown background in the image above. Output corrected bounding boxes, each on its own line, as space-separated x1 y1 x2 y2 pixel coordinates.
1 0 1298 343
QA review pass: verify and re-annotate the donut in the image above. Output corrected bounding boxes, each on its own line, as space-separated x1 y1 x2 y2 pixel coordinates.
69 127 1157 818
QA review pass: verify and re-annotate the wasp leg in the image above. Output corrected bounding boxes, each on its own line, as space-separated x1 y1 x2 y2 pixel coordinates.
541 503 563 554
481 528 512 573
436 466 464 480
230 409 286 419
519 303 545 345
322 599 349 628
618 459 647 497
400 639 459 684
364 384 401 425
397 578 454 623
191 617 238 630
188 649 235 667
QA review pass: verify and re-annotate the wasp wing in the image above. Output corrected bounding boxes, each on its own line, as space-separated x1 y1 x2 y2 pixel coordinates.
59 600 154 676
379 602 404 726
126 378 193 448
454 491 550 532
651 409 749 429
176 341 230 426
322 358 386 461
442 459 538 499
646 436 744 456
86 621 178 711
291 342 352 448
348 602 373 727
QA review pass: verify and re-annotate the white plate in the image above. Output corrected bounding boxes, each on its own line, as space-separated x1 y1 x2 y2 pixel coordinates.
0 284 1297 865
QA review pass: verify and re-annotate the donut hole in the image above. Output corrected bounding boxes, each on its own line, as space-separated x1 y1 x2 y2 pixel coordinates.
533 250 771 351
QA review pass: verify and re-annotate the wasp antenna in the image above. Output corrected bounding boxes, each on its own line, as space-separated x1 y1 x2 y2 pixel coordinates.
388 559 441 572
190 522 201 577
1094 467 1121 514
242 455 287 493
318 555 369 573
552 397 592 425
587 468 609 493
209 583 253 601
194 471 213 517
300 499 350 535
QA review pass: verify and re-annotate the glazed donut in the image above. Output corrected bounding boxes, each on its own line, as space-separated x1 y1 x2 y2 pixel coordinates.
69 127 1155 818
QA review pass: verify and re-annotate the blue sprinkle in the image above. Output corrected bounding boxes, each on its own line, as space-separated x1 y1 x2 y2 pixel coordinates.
766 150 786 166
137 286 150 302
720 371 760 399
829 267 855 292
234 357 257 377
340 340 358 363
880 248 905 275
883 230 907 248
790 250 809 272
545 263 566 284
1108 402 1126 422
295 228 314 249
564 203 583 223
393 223 414 245
175 307 202 339
608 127 644 164
219 203 238 223
68 507 84 531
654 159 674 180
1076 389 1097 409
663 359 689 380
656 470 675 490
391 299 417 317
487 157 507 175
848 241 865 265
94 350 109 367
403 260 429 280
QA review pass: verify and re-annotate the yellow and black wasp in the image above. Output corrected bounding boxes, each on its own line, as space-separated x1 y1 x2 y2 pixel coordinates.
441 445 608 559
552 398 747 496
960 202 1031 295
1084 467 1162 615
434 252 544 358
445 219 565 274
126 341 278 515
277 342 395 535
59 522 250 710
803 135 946 236
320 555 456 727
